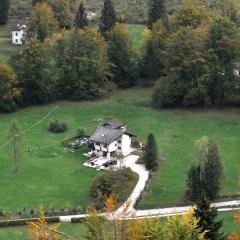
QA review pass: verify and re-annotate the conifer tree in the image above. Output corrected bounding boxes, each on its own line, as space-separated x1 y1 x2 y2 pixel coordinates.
75 2 88 29
143 134 158 171
0 0 10 25
148 0 166 29
99 0 117 34
186 164 202 202
195 197 225 240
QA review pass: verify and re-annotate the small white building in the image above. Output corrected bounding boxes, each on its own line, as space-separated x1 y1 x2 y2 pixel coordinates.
89 120 135 158
11 20 27 45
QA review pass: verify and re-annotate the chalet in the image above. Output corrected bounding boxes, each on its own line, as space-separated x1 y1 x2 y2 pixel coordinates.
89 120 135 158
11 20 27 45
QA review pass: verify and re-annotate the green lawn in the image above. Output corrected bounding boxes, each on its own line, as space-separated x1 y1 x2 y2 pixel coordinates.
0 211 238 240
0 223 86 240
0 88 240 211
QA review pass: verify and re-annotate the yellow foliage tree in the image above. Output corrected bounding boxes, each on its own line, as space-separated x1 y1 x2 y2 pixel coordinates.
162 208 206 240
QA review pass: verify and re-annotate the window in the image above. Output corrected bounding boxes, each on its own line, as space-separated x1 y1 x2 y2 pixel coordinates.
118 140 122 143
15 39 18 43
15 32 18 36
103 144 107 148
118 146 121 150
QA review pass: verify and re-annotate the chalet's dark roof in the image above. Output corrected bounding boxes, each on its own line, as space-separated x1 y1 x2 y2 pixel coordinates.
10 20 27 31
103 119 123 129
89 126 124 145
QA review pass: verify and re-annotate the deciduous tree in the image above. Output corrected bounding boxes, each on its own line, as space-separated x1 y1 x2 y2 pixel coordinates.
10 39 57 105
54 29 109 100
0 64 21 112
107 23 139 88
186 137 224 202
51 0 73 29
28 2 58 42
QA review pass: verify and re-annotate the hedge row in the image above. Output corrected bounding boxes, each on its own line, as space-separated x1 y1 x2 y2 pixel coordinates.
0 216 60 227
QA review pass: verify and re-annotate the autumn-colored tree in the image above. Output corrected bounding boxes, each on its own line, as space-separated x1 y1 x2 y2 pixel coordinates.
163 208 206 240
51 0 73 29
0 64 21 112
28 206 75 240
152 26 211 107
216 0 240 25
54 29 109 100
28 2 58 42
171 0 211 30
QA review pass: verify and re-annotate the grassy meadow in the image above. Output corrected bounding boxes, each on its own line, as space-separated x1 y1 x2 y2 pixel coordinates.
0 88 239 211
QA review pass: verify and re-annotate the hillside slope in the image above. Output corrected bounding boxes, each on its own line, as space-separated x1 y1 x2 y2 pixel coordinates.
9 0 181 23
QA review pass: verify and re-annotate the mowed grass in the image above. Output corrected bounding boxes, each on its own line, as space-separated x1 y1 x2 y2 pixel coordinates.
0 211 238 239
0 88 240 211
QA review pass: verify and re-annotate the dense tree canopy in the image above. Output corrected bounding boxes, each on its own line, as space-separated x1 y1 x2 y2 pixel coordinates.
0 64 21 112
51 0 73 29
54 29 110 100
107 23 139 88
28 2 58 42
10 39 57 105
148 0 166 29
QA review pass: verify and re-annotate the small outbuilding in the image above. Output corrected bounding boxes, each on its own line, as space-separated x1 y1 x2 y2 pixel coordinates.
89 119 135 158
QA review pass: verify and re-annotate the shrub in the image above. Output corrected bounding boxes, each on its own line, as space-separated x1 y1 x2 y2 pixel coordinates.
48 120 68 133
90 168 136 209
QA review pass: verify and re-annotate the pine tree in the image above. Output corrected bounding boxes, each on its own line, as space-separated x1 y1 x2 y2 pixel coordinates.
148 0 166 29
75 2 88 29
99 0 117 34
195 197 225 240
143 134 158 171
0 0 10 25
